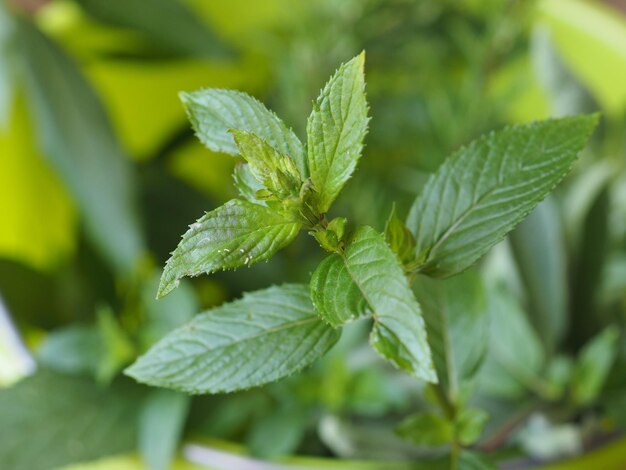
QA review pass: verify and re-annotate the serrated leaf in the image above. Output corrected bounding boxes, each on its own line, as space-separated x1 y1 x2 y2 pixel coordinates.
307 52 368 213
407 115 598 278
126 284 340 394
385 204 416 266
231 129 302 199
0 369 141 470
571 326 619 406
139 390 190 470
396 412 453 447
310 226 436 382
180 89 306 176
413 271 488 403
158 199 301 298
232 162 266 204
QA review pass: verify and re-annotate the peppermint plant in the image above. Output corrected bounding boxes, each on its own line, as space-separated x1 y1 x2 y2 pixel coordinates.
126 51 597 409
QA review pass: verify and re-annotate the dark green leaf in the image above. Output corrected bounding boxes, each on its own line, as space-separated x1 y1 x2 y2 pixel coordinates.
311 226 436 382
307 52 369 212
180 89 306 176
126 284 340 394
17 19 145 274
158 199 301 298
407 115 598 278
0 369 141 470
385 204 416 266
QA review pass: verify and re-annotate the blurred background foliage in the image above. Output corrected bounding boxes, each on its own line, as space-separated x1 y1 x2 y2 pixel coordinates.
1 0 626 469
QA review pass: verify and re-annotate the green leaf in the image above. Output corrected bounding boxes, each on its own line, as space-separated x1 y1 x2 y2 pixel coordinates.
0 369 141 470
180 89 306 176
307 52 369 213
396 412 453 447
232 162 266 204
310 226 436 382
457 451 497 470
75 0 232 58
139 390 190 470
413 271 488 403
456 408 489 446
17 19 145 275
509 197 568 353
246 405 307 459
158 199 301 298
231 130 302 199
384 204 416 266
126 284 340 394
571 326 619 406
476 286 545 399
407 115 598 278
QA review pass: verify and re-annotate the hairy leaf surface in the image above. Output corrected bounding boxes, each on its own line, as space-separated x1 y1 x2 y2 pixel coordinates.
158 199 300 297
307 52 368 212
127 284 340 393
180 89 306 176
407 115 598 277
311 226 436 382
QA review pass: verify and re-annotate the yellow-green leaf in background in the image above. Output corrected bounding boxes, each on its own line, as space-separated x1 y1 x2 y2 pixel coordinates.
0 99 76 270
537 0 626 116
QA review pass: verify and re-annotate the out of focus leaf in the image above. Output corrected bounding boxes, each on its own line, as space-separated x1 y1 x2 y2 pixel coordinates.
0 369 141 470
139 390 190 470
456 408 488 446
509 197 568 353
246 405 307 459
75 0 232 58
517 414 582 461
477 286 545 399
17 19 145 274
0 99 76 270
396 412 453 447
538 0 626 116
0 3 14 128
571 326 619 406
140 274 198 350
414 270 488 404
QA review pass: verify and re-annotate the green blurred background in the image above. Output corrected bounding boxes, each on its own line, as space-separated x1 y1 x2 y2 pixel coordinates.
1 0 626 469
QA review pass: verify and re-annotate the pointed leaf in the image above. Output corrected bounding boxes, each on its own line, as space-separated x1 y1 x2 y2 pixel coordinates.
231 129 302 199
396 412 453 447
232 162 266 204
414 271 488 402
180 89 306 176
311 226 436 382
385 204 416 266
407 115 598 278
126 284 340 394
158 199 301 297
307 52 368 212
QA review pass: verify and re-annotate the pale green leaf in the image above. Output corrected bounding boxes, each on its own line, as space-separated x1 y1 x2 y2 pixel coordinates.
456 408 489 446
413 270 488 403
0 369 141 470
310 226 436 382
158 199 301 298
126 284 340 394
307 52 368 212
139 390 190 470
232 162 266 204
407 115 598 278
509 197 568 352
477 286 545 399
396 412 453 447
571 326 619 406
180 89 306 176
231 129 302 199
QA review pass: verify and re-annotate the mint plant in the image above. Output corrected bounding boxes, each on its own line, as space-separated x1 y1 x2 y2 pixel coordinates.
126 52 597 407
